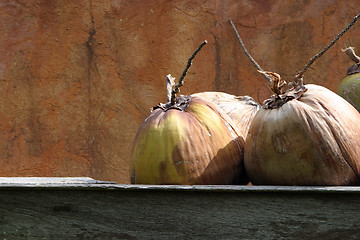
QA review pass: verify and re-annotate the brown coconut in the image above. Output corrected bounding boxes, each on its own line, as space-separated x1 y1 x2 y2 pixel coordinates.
245 73 360 186
192 92 260 140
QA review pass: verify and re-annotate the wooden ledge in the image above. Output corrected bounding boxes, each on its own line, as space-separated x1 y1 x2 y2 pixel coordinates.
1 177 360 194
2 177 360 239
0 177 115 187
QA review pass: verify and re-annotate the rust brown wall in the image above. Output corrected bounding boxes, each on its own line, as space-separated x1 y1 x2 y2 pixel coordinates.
0 0 359 183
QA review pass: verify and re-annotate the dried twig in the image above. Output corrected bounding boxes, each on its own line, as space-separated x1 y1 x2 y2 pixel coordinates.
166 74 175 102
343 46 360 63
342 46 360 75
171 40 207 104
296 13 360 80
229 18 272 83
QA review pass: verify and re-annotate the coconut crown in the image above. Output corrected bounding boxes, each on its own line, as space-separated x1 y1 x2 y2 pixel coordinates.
257 70 308 110
343 47 360 75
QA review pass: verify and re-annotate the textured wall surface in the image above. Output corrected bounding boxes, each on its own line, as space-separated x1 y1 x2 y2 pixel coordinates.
0 0 359 183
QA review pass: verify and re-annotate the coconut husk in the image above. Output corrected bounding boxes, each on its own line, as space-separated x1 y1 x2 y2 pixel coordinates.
130 96 246 185
192 92 260 140
245 84 360 185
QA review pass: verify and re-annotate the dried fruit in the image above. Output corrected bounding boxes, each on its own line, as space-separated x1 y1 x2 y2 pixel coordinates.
130 94 244 184
338 47 360 111
130 41 246 184
245 73 360 185
191 92 260 140
230 14 360 185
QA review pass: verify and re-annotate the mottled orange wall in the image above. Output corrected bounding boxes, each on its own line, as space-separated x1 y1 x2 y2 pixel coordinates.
0 0 359 183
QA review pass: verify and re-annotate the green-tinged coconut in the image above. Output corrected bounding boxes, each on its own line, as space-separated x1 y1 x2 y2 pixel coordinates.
245 72 360 186
130 94 245 185
338 47 360 112
192 92 260 140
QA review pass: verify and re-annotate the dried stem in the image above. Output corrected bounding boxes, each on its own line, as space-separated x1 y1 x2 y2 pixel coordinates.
166 74 175 102
343 46 360 75
171 40 207 104
343 46 360 63
229 18 272 83
296 13 360 80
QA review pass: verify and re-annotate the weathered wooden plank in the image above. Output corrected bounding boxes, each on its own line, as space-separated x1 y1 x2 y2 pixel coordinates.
1 178 360 239
0 177 115 186
2 177 360 193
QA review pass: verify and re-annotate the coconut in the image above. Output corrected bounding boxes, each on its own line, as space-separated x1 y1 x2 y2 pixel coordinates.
130 41 247 184
130 94 245 184
244 73 360 185
192 92 260 140
338 47 360 111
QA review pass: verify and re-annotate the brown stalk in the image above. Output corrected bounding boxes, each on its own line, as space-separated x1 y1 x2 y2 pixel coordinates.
342 46 360 75
170 40 208 105
295 13 360 81
343 46 360 64
229 18 272 83
230 13 360 92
